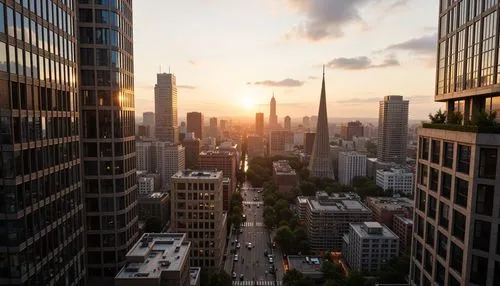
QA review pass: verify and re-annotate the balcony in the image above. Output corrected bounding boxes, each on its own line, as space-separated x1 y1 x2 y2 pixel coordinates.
422 123 500 133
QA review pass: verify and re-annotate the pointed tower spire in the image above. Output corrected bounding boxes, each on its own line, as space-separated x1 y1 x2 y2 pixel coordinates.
308 66 334 179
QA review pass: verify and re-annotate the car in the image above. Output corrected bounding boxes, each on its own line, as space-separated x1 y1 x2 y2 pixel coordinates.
253 197 258 201
234 254 239 261
272 242 276 248
247 243 252 249
239 228 243 233
257 204 260 208
239 274 244 281
232 272 237 279
264 250 269 257
268 257 274 263
236 242 241 249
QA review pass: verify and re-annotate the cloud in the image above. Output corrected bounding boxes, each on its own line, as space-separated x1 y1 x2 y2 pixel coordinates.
178 85 197 90
385 34 437 55
327 55 400 70
248 78 305 87
387 0 410 11
308 76 319 80
336 95 434 105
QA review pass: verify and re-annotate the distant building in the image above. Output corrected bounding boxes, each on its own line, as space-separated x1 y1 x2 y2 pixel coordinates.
201 137 217 151
284 116 291 131
115 233 195 286
338 151 367 185
341 121 364 140
393 214 413 255
343 222 399 272
365 197 413 229
143 111 155 127
187 112 204 139
269 130 294 156
182 132 202 169
137 139 155 172
138 125 151 137
170 171 227 268
287 256 324 281
269 95 279 128
199 151 237 211
273 160 298 193
247 135 266 159
155 73 179 144
138 192 171 232
376 168 414 195
377 95 408 164
138 172 160 195
220 119 227 131
209 117 218 138
302 116 310 128
353 136 368 152
156 142 185 189
304 132 316 155
304 191 372 251
255 113 264 136
366 158 398 179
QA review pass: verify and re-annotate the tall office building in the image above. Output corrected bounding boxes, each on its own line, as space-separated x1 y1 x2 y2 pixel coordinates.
410 2 500 286
0 1 86 285
269 94 278 128
338 151 367 185
170 171 227 268
209 117 218 138
284 115 291 131
377 95 408 164
156 142 185 189
78 0 139 282
340 121 364 140
308 69 334 179
269 130 294 156
182 132 201 169
143 111 155 126
187 112 203 139
155 73 178 143
255 112 264 136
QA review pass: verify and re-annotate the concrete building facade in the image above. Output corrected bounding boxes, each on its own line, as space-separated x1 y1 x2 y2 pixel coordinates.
341 121 364 140
247 135 266 159
338 151 367 185
156 142 185 190
377 95 409 165
155 73 178 144
255 112 264 137
138 193 171 232
269 130 294 156
365 196 413 229
187 112 203 140
376 168 414 195
182 132 201 169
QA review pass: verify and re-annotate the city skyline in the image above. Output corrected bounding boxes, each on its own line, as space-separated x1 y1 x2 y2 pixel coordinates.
134 0 442 119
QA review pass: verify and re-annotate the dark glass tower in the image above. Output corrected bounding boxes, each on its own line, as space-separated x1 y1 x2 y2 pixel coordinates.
77 0 138 283
0 0 85 285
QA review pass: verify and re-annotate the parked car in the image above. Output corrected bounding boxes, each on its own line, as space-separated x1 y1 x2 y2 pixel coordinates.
234 254 239 261
268 256 274 263
236 242 241 249
232 272 237 279
239 274 244 281
247 242 252 249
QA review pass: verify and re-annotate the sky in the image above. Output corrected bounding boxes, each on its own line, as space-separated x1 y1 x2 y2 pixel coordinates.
133 0 443 121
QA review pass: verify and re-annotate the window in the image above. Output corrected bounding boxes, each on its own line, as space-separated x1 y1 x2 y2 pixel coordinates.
417 188 426 212
477 184 494 216
81 70 94 86
419 164 428 186
439 202 450 229
457 145 470 174
431 140 440 163
450 242 463 274
426 222 435 247
95 28 109 44
79 27 93 44
470 255 488 285
414 240 423 262
0 3 4 33
79 9 92 22
420 137 429 160
7 6 14 37
96 49 109 66
95 9 109 23
452 210 465 241
479 148 497 179
443 142 454 168
0 42 7 72
454 178 468 208
440 172 451 199
80 48 94 66
473 220 490 252
427 195 437 219
437 231 448 259
96 70 110 86
8 45 16 74
429 168 438 192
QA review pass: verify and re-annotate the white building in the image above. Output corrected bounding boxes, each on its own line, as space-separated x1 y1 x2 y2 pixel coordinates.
156 142 185 190
338 151 367 185
137 172 158 195
376 168 414 195
343 222 399 273
136 140 153 171
353 136 368 152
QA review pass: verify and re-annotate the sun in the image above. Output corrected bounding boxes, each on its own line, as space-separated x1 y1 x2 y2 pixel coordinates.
241 97 255 109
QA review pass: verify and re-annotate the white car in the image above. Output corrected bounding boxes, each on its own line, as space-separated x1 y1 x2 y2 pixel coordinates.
234 254 239 261
236 242 241 249
247 243 252 249
268 257 274 263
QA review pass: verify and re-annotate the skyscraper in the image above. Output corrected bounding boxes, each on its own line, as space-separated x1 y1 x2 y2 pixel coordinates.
187 112 204 139
269 94 278 128
209 117 218 138
308 68 334 179
377 96 409 165
143 111 155 126
284 115 291 131
182 132 201 169
0 1 86 284
255 112 264 136
410 2 500 286
79 0 139 282
155 73 178 143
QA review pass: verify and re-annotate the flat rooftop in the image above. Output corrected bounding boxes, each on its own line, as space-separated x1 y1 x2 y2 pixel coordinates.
273 160 296 175
394 214 413 225
308 195 370 213
115 233 190 280
172 170 222 179
351 222 398 239
190 267 201 286
199 150 234 156
288 255 322 274
366 197 414 211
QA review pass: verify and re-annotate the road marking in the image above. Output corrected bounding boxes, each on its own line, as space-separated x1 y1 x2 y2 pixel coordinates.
233 281 281 286
243 201 263 205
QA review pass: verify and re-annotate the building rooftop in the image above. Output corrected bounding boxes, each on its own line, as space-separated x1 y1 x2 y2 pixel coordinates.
377 167 413 175
288 255 323 275
394 214 413 225
366 197 414 211
189 267 201 286
308 192 370 213
273 160 296 175
351 222 398 239
115 233 190 280
199 150 234 156
172 170 222 179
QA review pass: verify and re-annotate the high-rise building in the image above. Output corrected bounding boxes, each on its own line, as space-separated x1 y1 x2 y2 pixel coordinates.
377 95 408 164
269 94 278 128
182 132 202 169
308 69 334 179
304 132 316 155
338 151 367 185
247 135 266 159
340 121 364 140
137 193 171 233
255 112 264 136
269 130 294 156
156 142 185 190
303 116 310 128
199 151 237 211
170 171 227 268
284 115 291 131
187 112 204 139
220 119 227 131
136 139 157 172
410 2 500 285
143 111 155 126
78 0 139 281
137 125 151 137
155 73 179 143
0 1 86 284
209 117 218 138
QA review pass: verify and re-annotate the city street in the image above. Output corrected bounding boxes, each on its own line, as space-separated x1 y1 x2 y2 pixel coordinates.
226 184 284 286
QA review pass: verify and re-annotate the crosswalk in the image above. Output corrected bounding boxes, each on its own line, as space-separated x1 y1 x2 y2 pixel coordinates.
243 201 262 205
241 222 264 227
233 281 281 286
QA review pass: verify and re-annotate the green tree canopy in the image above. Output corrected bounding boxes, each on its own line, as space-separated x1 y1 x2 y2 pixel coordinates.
321 261 344 282
282 269 304 286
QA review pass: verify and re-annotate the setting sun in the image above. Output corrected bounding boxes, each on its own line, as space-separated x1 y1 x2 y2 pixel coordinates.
241 97 255 110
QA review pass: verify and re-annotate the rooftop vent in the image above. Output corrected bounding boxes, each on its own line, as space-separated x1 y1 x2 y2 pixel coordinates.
160 260 171 268
174 246 180 252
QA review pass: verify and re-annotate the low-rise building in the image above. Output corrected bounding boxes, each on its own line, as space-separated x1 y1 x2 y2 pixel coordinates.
392 214 413 255
138 172 160 195
272 160 298 193
115 233 192 286
376 167 414 195
305 191 372 251
287 255 323 281
343 222 399 273
138 192 171 232
365 197 413 228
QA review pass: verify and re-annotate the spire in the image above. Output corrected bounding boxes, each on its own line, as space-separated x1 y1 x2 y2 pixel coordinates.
272 92 275 99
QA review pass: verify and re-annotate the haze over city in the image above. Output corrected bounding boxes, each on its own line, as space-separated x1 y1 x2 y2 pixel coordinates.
134 0 442 119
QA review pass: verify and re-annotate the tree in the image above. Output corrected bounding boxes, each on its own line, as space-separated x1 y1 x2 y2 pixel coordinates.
144 217 163 232
345 270 365 286
321 261 344 282
472 110 497 127
446 110 463 125
264 211 277 228
275 225 294 253
263 206 275 217
274 199 289 212
230 213 242 229
278 208 293 222
429 109 447 124
324 279 342 286
282 269 304 286
203 269 232 286
264 194 277 207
